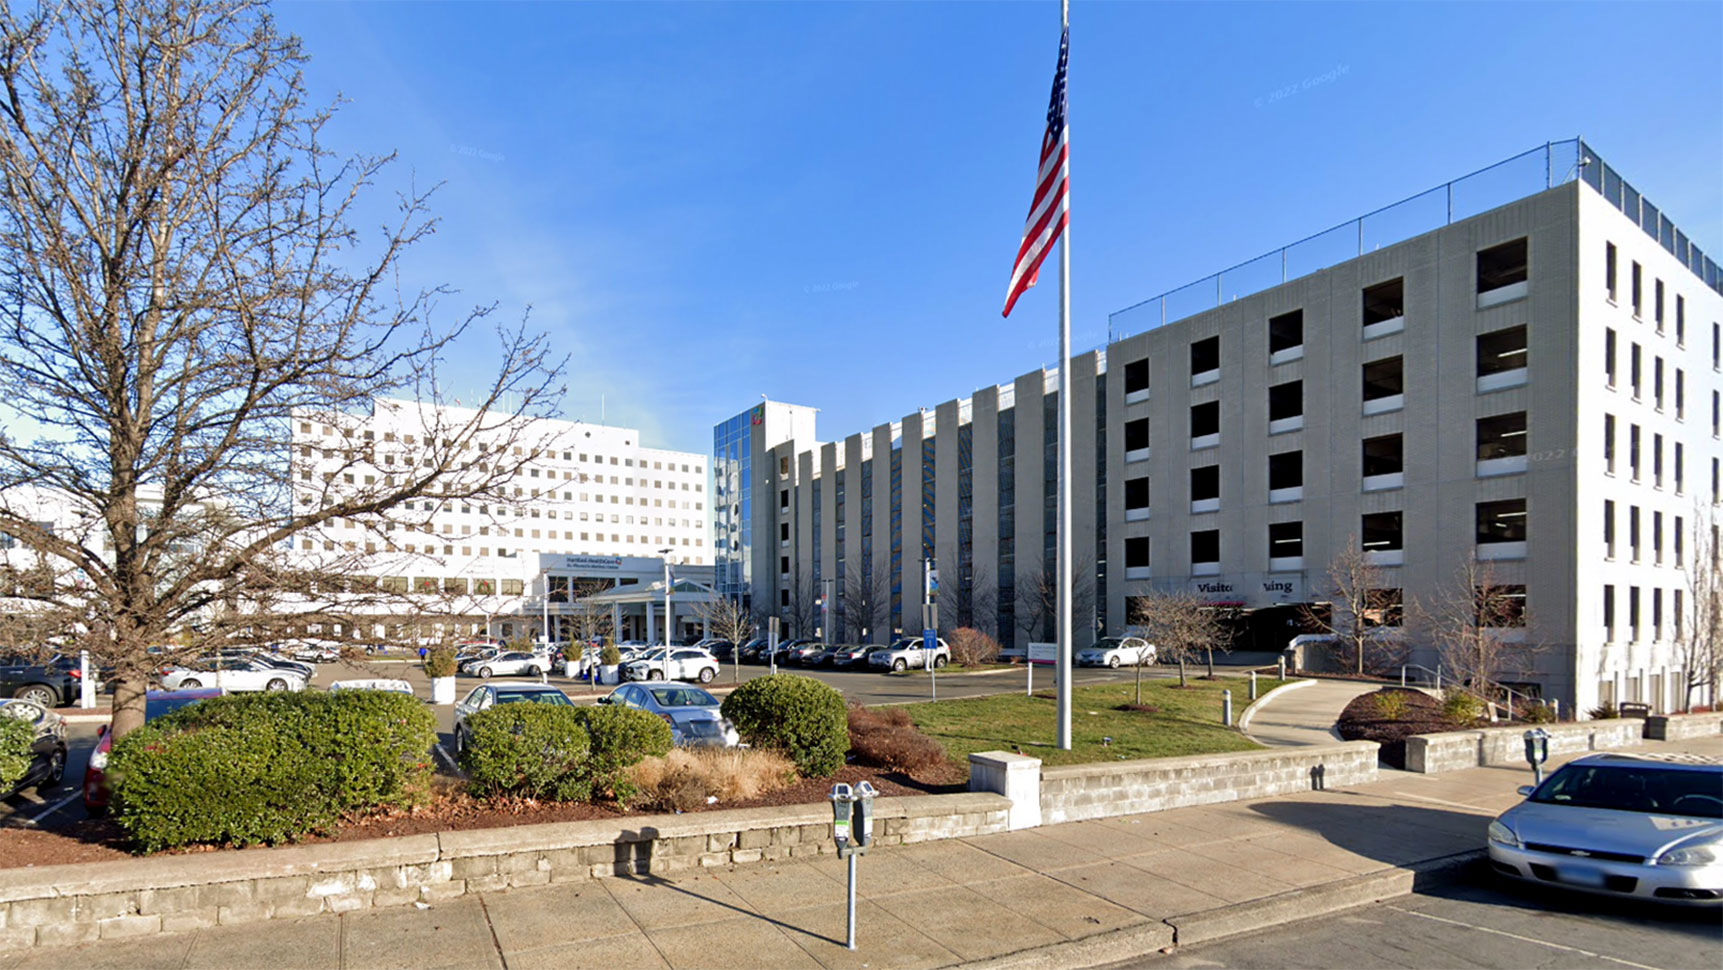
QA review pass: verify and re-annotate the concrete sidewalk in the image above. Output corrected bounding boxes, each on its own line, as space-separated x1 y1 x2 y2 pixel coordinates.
9 736 1718 970
1243 679 1385 746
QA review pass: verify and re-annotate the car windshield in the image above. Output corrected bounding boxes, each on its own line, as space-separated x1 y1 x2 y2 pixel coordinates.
648 687 718 707
1089 639 1128 650
492 689 572 706
1529 763 1723 818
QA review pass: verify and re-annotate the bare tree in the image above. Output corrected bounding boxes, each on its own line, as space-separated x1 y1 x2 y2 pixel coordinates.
564 579 617 647
0 1 562 738
783 566 821 640
1128 589 1226 690
937 555 998 638
1298 536 1400 676
1014 551 1095 647
1676 506 1723 711
1420 555 1537 707
693 594 753 684
842 559 889 644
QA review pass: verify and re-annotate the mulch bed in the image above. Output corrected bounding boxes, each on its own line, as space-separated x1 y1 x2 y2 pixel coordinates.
0 760 965 872
1335 688 1463 769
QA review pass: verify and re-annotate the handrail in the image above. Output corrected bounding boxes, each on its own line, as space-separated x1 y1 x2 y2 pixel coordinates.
1400 663 1442 690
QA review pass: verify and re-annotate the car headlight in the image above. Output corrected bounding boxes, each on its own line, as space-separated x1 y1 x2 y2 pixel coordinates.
1657 844 1719 867
88 749 108 770
1487 820 1522 849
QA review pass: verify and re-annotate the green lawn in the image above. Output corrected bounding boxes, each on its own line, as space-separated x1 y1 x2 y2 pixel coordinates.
906 676 1281 767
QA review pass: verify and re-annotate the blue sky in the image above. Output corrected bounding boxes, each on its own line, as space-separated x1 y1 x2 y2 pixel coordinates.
275 0 1723 456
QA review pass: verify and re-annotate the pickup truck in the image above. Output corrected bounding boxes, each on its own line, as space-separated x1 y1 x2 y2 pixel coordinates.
868 636 951 672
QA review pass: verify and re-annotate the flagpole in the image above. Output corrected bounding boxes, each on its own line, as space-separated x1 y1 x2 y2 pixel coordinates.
1055 0 1073 752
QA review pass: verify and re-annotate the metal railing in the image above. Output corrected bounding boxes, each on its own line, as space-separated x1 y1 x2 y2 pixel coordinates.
1108 138 1720 345
1400 663 1443 690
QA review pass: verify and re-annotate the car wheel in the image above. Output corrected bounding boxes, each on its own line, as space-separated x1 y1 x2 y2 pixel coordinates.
893 659 906 672
697 667 715 683
266 678 289 691
934 655 948 668
648 670 663 681
453 729 466 757
43 747 65 787
13 684 56 707
479 667 493 679
1108 656 1120 669
179 678 202 689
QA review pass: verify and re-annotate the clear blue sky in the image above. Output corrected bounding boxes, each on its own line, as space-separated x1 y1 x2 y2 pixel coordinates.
276 0 1723 456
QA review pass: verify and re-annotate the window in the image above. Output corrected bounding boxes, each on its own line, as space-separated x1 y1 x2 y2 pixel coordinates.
1269 521 1302 560
1268 310 1303 354
1655 357 1665 409
1677 369 1686 419
1190 529 1220 565
1476 499 1527 544
1124 417 1150 453
1125 536 1150 568
1603 584 1615 637
1676 442 1684 493
1476 238 1528 293
1362 512 1403 552
1630 505 1641 560
1476 326 1527 377
1268 380 1302 421
1476 412 1527 461
779 522 790 542
1714 391 1720 436
1629 586 1641 639
1604 414 1615 473
1268 450 1302 491
1676 294 1686 344
1653 511 1663 563
1715 322 1721 369
1124 476 1149 511
1630 343 1642 398
1362 356 1404 403
1190 336 1219 376
1631 261 1643 316
1605 328 1617 385
1605 241 1617 300
1655 279 1665 331
1630 424 1641 480
1362 278 1404 325
1654 433 1663 487
1190 401 1219 441
1364 434 1405 475
1675 517 1684 565
1190 465 1220 503
1604 500 1615 558
1123 358 1149 395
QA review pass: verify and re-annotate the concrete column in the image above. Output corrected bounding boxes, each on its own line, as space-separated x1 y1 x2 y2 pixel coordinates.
611 604 622 641
967 751 1042 830
646 603 656 643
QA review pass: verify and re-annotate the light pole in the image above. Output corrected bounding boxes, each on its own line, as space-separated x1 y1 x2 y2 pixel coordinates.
538 568 552 647
822 577 835 641
659 548 675 682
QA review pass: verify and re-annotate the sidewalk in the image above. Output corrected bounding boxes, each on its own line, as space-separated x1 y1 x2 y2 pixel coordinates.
1243 678 1385 746
8 736 1718 970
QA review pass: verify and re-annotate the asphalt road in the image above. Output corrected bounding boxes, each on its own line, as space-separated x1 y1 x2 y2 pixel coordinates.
1123 862 1723 970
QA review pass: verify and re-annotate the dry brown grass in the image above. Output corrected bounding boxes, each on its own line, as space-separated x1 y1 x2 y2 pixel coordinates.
847 703 949 774
629 747 797 813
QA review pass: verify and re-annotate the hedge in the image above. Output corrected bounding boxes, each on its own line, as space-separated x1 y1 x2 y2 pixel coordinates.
459 703 671 803
0 714 34 791
720 674 848 776
109 690 436 851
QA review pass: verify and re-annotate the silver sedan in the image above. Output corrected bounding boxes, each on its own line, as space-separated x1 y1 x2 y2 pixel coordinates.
1487 752 1722 904
601 682 738 748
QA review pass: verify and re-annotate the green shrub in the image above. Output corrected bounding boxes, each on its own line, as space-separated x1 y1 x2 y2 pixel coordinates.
601 644 621 666
460 704 593 801
425 647 458 678
110 690 436 851
1587 702 1619 720
1521 702 1557 724
1371 690 1411 722
721 674 848 776
569 705 672 802
1442 690 1486 725
0 714 35 791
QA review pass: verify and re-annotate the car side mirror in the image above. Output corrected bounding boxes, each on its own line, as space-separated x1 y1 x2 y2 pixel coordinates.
1516 785 1534 796
595 696 611 704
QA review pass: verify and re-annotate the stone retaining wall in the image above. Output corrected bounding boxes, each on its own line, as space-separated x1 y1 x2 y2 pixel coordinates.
1404 712 1723 773
1037 742 1380 825
0 792 1008 951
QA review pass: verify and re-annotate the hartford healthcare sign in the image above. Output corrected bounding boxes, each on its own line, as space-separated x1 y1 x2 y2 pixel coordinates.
537 554 662 577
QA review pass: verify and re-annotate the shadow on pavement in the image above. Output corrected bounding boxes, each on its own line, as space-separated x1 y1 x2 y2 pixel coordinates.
609 831 842 946
1428 858 1723 944
1248 800 1488 866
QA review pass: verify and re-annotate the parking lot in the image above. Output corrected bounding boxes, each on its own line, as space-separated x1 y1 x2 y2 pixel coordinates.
2 652 1171 832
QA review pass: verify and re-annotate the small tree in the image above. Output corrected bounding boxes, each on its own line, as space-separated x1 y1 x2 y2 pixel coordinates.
1675 505 1723 711
1299 536 1392 676
937 557 999 637
693 595 753 684
1129 590 1226 691
565 579 618 650
1421 556 1537 710
842 560 889 644
1014 551 1095 647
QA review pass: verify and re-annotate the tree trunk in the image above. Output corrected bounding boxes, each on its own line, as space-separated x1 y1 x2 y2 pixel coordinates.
1356 636 1365 676
109 676 149 742
1177 657 1187 688
1135 661 1143 705
1206 647 1214 679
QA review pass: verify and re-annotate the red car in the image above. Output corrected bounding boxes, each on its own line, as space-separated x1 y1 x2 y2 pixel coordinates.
82 688 221 815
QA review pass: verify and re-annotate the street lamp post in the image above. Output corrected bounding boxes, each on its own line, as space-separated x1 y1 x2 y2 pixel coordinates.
822 577 835 641
659 548 675 682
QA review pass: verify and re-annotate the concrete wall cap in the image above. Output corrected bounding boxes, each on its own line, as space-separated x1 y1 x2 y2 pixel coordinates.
1040 741 1379 781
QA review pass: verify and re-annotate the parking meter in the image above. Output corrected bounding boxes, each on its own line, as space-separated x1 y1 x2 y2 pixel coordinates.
852 781 877 851
829 783 854 852
830 781 879 950
1523 727 1550 785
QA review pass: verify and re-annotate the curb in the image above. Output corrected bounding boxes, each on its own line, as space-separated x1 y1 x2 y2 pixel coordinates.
1235 678 1316 733
956 851 1485 970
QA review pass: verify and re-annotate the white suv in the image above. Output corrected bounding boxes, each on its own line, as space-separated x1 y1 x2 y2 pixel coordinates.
868 637 951 672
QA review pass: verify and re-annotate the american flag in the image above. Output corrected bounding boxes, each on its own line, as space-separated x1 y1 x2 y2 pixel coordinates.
1002 25 1069 318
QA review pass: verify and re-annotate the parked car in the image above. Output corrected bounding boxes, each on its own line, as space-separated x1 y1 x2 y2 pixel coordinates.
697 640 736 662
451 682 573 756
869 636 951 672
735 638 769 664
250 654 317 679
1076 637 1157 668
82 688 221 814
327 679 416 696
468 652 549 679
601 683 739 748
829 644 885 669
623 648 720 683
455 647 503 672
1487 752 1723 904
280 639 342 663
0 654 78 708
787 641 832 665
0 699 67 799
160 657 308 693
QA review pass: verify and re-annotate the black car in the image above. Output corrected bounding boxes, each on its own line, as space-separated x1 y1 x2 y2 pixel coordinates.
787 641 830 665
699 640 736 662
736 638 770 664
0 654 78 708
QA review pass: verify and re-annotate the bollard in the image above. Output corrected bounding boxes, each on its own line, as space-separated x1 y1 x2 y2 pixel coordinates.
79 650 95 709
1222 689 1233 727
1551 699 1561 721
1250 670 1258 701
1277 656 1286 681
